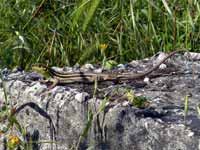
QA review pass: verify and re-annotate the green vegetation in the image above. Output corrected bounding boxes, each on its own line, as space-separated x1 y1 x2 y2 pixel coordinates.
0 0 200 69
126 89 150 108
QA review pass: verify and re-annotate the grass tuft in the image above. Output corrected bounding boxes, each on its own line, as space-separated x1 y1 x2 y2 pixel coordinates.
1 0 200 69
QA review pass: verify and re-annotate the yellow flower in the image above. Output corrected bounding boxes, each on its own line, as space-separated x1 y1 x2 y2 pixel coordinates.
100 44 108 50
8 134 20 146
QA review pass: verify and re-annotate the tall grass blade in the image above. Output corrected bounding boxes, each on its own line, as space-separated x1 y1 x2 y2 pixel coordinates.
161 0 172 16
75 108 93 150
72 0 89 30
184 95 189 124
78 42 98 64
197 105 200 117
130 0 136 30
187 9 194 28
97 96 107 114
82 0 101 32
23 0 47 30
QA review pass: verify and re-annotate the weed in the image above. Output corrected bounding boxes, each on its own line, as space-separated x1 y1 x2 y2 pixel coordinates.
184 95 189 124
197 104 200 118
126 89 150 108
71 77 108 150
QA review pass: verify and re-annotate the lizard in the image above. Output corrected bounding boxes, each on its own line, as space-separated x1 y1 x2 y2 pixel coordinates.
32 50 184 89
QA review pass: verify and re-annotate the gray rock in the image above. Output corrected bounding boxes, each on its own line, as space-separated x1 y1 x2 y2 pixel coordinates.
75 92 89 103
1 51 200 150
117 64 126 70
81 64 95 71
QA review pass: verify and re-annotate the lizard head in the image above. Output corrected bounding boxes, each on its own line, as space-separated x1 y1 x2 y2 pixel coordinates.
31 64 50 79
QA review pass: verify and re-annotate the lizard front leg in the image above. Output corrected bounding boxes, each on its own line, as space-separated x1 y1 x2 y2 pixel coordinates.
39 78 59 89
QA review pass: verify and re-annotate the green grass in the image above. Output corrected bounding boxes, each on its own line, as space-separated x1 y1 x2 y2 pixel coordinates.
1 0 200 69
